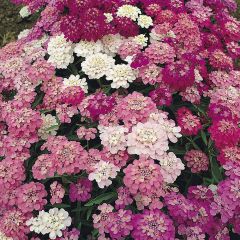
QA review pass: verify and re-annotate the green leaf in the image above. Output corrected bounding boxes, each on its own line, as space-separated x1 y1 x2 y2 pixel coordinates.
209 156 222 183
201 130 208 145
86 207 93 220
32 92 44 109
84 192 117 207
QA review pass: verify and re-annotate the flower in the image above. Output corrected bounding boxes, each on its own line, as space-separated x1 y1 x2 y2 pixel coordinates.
47 34 74 69
26 208 72 239
184 150 209 173
127 121 169 159
162 60 195 91
107 209 133 239
144 42 175 64
87 92 116 120
116 92 156 126
138 63 162 85
132 34 148 47
88 161 120 188
209 118 240 148
123 156 163 195
69 178 92 202
0 231 13 240
81 53 115 79
73 40 103 58
19 6 31 18
138 15 153 28
63 75 88 93
38 114 59 140
0 208 31 239
106 64 137 88
77 127 97 141
115 187 133 209
50 181 65 205
159 152 185 183
176 107 202 136
131 209 175 240
92 203 114 235
99 125 128 154
116 5 141 21
16 182 47 213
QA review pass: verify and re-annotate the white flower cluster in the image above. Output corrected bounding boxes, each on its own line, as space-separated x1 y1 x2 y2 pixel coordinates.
137 15 153 28
63 74 88 93
132 34 148 47
106 64 137 88
38 114 59 140
116 5 153 29
74 40 103 58
19 6 31 18
26 208 72 240
81 53 115 79
18 29 30 39
88 160 120 188
117 5 141 21
47 34 74 69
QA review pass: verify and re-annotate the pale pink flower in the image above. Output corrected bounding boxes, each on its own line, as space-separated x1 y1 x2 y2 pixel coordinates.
127 121 169 159
99 125 128 154
88 161 120 188
159 152 185 183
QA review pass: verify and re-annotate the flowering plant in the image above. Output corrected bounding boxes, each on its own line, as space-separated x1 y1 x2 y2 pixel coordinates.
0 0 240 239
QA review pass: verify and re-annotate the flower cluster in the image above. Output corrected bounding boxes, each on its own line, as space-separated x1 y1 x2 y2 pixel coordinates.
1 0 240 239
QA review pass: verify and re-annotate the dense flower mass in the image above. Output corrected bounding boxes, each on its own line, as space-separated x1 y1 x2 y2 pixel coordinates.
1 0 240 239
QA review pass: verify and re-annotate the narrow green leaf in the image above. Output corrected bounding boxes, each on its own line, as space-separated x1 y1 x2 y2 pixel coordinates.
201 130 208 145
84 192 117 207
210 156 222 183
86 207 93 220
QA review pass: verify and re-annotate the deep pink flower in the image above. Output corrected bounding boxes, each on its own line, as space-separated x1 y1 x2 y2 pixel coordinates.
218 146 240 165
114 17 139 37
130 53 150 69
164 191 193 224
209 118 240 148
176 107 202 136
87 92 116 121
61 86 85 105
69 178 92 202
131 209 175 240
184 150 209 173
162 60 195 91
149 85 173 106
